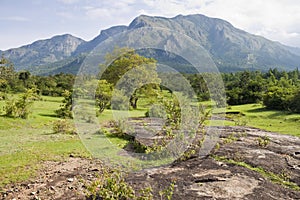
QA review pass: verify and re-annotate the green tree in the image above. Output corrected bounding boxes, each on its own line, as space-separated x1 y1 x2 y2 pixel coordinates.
18 71 31 88
289 89 300 113
55 90 73 118
225 71 264 105
0 55 18 92
101 47 160 109
95 80 113 113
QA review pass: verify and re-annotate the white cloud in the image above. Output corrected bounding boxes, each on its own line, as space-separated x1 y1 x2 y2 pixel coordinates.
85 7 112 19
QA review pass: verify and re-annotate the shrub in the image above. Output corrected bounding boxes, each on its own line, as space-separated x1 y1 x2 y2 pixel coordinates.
52 119 76 134
3 88 38 119
86 167 176 200
86 168 144 200
55 90 73 119
256 135 270 148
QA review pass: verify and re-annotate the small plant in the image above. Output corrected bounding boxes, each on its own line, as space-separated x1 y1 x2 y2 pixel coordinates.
137 186 153 200
279 169 291 182
214 142 220 152
111 119 130 138
256 135 270 148
159 180 176 200
86 167 155 200
52 119 76 134
222 133 238 144
164 127 175 139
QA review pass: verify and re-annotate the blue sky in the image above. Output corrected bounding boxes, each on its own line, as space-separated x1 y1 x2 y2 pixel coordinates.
1 0 300 50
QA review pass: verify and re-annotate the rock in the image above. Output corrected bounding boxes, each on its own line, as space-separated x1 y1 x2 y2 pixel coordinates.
1 124 300 200
68 186 74 190
67 178 74 182
34 196 41 200
90 168 99 172
50 186 55 191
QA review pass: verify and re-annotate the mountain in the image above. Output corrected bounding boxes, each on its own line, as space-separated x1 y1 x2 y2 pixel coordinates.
2 34 85 71
2 14 300 74
127 14 300 72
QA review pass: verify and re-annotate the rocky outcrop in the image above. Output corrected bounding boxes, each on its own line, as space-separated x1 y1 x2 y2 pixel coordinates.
1 126 300 199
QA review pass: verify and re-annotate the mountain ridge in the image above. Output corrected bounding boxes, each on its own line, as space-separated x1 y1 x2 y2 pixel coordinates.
2 14 300 74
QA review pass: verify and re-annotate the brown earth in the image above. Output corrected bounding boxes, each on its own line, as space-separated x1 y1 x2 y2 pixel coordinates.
1 125 300 200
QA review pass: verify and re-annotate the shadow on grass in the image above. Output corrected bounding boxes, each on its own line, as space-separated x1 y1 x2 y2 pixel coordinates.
247 107 295 118
0 114 14 119
42 132 56 135
246 107 268 113
38 113 58 118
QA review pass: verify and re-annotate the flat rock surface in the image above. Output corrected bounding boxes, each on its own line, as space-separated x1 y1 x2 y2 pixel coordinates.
1 125 300 199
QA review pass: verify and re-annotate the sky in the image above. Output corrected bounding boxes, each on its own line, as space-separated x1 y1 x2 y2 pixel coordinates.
1 0 300 50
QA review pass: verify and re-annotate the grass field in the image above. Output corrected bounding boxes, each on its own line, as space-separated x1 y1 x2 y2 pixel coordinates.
227 103 300 137
0 96 90 188
0 96 300 188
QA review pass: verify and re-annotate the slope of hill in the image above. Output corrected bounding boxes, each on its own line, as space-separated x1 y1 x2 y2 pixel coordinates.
2 14 300 74
2 34 86 71
128 14 300 72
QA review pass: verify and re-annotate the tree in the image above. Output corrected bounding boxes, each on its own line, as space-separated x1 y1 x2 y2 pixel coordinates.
18 71 31 88
0 55 18 92
55 90 73 118
100 47 160 109
225 71 265 105
289 89 300 113
95 80 113 113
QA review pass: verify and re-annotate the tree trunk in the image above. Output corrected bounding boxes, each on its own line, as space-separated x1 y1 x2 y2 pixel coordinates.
130 96 138 109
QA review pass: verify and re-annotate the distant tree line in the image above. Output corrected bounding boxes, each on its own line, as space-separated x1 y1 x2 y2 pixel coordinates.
186 68 300 113
1 53 300 114
0 55 74 97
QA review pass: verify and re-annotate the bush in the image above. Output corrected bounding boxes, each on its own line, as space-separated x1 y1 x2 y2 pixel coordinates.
3 89 38 119
86 168 139 200
55 90 73 119
52 119 76 134
86 167 175 200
